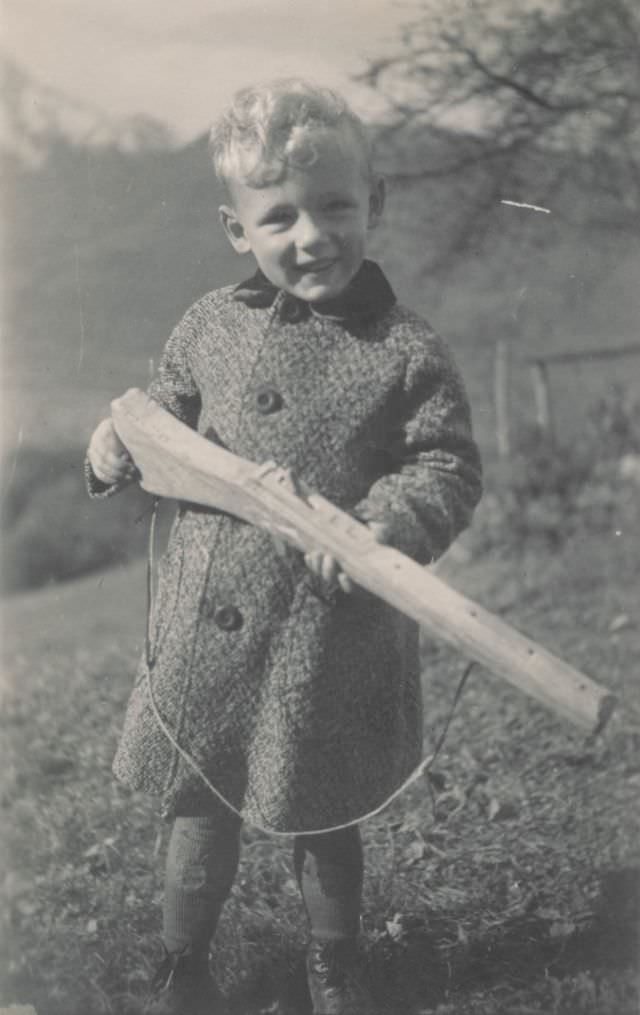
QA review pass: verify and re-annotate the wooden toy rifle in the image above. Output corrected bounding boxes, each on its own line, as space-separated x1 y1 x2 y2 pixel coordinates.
112 388 615 737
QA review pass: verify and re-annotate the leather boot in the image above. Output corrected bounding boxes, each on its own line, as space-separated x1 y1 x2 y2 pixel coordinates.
144 945 228 1015
306 937 376 1014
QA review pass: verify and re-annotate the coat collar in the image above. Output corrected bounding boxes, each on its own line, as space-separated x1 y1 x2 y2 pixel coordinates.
231 259 396 323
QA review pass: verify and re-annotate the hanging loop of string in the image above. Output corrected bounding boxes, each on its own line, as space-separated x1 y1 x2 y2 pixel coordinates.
144 498 475 837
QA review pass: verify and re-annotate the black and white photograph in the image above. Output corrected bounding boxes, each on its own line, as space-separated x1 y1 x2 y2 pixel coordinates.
2 2 639 1013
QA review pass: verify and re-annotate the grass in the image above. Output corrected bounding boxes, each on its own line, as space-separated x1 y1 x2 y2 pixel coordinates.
1 510 639 1014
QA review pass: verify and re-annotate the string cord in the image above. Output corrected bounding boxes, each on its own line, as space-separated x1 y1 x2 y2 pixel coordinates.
144 499 475 837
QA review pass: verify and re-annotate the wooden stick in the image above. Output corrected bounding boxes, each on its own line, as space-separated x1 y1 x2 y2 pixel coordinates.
112 388 615 736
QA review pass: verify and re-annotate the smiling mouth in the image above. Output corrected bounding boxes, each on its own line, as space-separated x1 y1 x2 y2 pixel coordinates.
296 259 336 275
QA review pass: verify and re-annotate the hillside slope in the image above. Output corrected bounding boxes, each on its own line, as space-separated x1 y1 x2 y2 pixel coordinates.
1 521 639 1013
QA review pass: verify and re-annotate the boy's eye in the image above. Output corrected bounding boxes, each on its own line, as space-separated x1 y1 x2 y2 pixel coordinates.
325 199 353 212
263 208 294 226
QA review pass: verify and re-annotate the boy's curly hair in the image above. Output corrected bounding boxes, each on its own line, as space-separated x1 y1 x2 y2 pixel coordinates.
209 78 372 187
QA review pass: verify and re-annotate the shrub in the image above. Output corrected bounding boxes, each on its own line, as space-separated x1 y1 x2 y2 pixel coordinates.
472 385 640 554
1 445 160 592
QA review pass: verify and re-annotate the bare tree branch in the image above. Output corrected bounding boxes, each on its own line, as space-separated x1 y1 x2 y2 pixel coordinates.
359 0 639 278
440 37 590 114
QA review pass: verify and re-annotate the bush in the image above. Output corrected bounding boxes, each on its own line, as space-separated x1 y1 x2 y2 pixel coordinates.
1 445 160 593
472 385 640 554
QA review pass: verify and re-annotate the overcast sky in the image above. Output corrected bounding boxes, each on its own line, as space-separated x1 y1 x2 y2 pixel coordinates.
3 0 416 140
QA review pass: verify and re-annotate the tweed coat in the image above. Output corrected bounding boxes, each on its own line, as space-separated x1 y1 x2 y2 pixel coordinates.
87 260 482 832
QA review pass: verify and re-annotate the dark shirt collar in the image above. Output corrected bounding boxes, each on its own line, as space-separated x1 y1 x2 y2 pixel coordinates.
232 259 395 322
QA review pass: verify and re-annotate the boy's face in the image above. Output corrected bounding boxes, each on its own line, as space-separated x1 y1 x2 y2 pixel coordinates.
219 129 385 303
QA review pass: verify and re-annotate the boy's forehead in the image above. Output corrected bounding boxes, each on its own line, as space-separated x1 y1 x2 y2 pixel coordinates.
297 123 369 169
227 125 370 203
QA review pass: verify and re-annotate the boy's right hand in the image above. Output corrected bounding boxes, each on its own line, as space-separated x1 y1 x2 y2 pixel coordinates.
87 418 136 485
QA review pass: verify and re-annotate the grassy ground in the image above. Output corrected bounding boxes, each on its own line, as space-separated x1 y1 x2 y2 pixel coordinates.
1 514 639 1014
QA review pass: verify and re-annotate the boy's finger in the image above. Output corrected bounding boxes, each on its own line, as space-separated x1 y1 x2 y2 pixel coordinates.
88 449 109 475
304 550 322 575
320 554 339 584
102 451 128 473
91 463 112 483
368 521 391 544
91 451 135 483
337 571 354 594
94 418 114 439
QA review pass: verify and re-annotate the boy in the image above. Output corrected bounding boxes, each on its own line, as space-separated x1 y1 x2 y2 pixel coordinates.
87 79 482 1015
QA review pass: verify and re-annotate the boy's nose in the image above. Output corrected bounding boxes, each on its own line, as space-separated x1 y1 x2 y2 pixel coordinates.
295 214 327 251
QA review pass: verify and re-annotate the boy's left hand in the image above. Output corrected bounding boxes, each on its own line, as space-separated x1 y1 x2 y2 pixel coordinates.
267 465 389 593
304 521 389 594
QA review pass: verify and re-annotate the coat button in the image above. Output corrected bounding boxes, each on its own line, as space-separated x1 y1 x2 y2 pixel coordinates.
280 297 305 323
214 605 243 631
255 386 283 414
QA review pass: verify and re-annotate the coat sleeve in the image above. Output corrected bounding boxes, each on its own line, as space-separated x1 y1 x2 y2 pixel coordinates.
354 332 482 565
145 308 202 428
85 307 202 499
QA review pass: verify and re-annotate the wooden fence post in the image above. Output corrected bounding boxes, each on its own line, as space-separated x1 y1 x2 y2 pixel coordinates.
524 342 640 445
494 338 511 459
530 359 554 444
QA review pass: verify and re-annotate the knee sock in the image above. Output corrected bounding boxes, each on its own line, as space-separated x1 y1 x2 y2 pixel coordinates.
162 811 241 960
294 826 363 941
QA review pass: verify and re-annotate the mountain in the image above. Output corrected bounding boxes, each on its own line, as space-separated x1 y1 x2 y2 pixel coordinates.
1 60 247 453
1 54 175 166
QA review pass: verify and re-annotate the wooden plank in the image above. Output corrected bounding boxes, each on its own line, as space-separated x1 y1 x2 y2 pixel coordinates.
524 343 640 366
112 388 616 736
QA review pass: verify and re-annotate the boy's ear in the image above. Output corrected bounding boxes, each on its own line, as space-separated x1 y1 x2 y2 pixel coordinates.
367 177 386 229
219 205 251 254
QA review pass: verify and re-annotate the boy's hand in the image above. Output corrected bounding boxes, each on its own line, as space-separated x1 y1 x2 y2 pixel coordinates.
304 521 389 594
88 418 136 485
